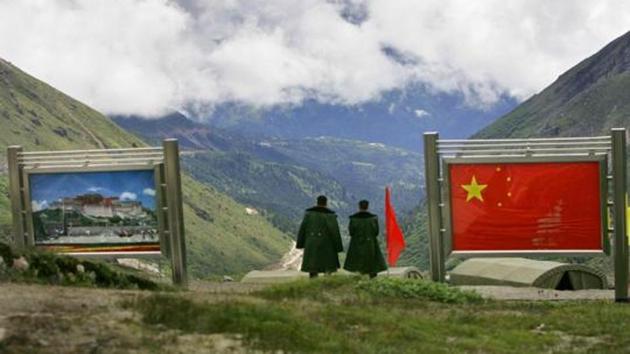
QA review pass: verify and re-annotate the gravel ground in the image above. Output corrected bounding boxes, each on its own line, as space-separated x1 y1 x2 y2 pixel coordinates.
458 285 615 301
0 283 251 353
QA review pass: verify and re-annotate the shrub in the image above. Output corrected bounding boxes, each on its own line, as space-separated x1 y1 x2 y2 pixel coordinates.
0 242 162 290
257 275 359 301
356 277 483 304
0 242 14 264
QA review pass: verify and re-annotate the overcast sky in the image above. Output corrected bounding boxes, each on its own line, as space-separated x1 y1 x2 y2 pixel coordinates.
0 0 629 117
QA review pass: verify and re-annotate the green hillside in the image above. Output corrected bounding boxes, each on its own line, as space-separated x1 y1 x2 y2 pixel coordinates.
183 151 350 233
401 31 630 270
0 58 291 277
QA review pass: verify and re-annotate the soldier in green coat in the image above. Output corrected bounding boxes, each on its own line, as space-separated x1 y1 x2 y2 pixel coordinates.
297 195 343 278
343 200 387 278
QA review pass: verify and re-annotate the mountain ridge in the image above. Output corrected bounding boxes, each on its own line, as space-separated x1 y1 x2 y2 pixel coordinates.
202 85 517 152
475 30 630 139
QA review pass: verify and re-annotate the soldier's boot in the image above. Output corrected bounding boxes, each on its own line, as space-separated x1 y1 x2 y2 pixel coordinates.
309 272 319 279
369 273 377 279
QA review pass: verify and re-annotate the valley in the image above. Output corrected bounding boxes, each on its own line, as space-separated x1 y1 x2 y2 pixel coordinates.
114 114 425 235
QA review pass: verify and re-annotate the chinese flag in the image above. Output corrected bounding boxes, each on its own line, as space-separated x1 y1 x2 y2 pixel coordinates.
385 186 406 266
449 162 603 252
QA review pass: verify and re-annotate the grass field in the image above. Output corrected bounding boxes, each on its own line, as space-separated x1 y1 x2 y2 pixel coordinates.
126 277 630 353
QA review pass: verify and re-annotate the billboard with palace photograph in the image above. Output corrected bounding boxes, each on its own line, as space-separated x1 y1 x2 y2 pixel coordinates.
27 169 161 253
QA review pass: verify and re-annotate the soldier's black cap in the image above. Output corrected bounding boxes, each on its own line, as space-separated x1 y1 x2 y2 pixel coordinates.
317 195 328 206
359 200 369 210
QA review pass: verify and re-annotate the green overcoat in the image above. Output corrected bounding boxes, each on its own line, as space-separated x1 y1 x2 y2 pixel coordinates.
297 206 343 273
343 211 387 274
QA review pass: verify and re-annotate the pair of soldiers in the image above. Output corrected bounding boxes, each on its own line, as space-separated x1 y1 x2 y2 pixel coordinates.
297 195 387 278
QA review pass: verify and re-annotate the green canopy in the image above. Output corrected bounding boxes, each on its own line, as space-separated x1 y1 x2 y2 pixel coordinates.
449 258 608 290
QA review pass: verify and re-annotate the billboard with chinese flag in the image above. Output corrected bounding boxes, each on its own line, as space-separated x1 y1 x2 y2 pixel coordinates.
446 159 605 254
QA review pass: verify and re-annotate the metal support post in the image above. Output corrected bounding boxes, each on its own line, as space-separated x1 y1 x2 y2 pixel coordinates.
163 139 188 287
7 146 25 249
424 132 445 282
612 128 628 302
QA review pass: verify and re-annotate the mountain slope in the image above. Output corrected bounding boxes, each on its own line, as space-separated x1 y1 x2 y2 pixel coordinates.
0 60 141 151
401 31 630 270
207 85 517 151
0 58 291 277
182 151 351 232
475 30 630 139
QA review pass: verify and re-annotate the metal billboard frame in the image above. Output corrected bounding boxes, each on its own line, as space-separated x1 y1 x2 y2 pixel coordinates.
441 154 608 257
423 129 628 302
7 139 188 287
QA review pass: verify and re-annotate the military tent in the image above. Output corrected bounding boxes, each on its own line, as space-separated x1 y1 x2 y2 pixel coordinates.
449 258 607 290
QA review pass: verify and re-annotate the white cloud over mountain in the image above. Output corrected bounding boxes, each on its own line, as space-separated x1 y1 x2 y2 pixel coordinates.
31 200 48 212
0 0 629 116
119 192 137 201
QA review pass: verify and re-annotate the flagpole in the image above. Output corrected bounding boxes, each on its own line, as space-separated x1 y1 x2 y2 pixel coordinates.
385 186 390 277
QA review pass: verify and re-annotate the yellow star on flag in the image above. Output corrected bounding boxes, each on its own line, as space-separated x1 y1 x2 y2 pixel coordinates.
462 176 487 202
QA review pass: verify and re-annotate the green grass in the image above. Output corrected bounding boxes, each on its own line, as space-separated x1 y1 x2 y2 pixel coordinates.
128 277 630 353
132 295 340 352
0 58 292 278
0 176 11 243
257 276 482 304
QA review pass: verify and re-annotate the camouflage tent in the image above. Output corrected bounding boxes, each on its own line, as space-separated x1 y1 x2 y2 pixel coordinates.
449 258 607 290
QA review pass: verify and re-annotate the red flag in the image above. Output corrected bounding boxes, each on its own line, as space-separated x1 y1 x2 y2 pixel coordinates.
449 161 603 252
385 186 406 266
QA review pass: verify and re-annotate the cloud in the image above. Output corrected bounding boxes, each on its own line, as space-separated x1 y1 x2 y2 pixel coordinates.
119 192 137 201
1 0 629 115
87 186 105 193
143 188 156 197
32 200 48 212
414 109 430 118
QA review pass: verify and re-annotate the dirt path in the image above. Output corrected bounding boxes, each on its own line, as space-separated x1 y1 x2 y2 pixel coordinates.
67 114 106 149
264 241 303 271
